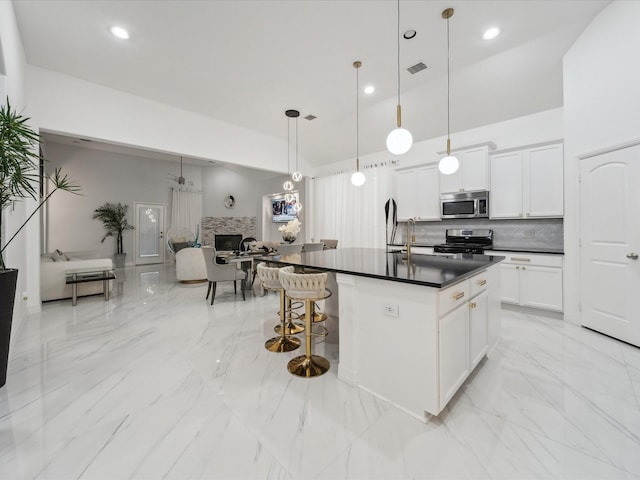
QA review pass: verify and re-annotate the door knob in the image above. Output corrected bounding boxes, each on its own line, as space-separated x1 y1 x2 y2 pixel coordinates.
627 253 639 260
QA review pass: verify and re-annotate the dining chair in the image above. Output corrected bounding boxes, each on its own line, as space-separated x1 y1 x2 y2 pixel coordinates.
319 239 338 249
302 242 325 252
201 246 247 304
276 244 303 255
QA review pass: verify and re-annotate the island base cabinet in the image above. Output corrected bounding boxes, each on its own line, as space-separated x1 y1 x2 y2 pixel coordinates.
439 304 470 408
336 274 440 420
336 264 501 422
469 291 489 369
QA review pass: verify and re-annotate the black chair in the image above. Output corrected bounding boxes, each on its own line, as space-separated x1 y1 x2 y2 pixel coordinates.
240 237 257 252
240 237 258 284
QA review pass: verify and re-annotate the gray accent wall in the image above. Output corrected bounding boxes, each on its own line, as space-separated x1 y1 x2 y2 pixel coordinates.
395 218 564 252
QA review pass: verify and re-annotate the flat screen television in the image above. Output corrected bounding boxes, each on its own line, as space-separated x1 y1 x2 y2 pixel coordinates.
214 234 242 252
271 193 299 223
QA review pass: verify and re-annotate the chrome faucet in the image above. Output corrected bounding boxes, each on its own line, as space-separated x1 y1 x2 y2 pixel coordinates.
406 218 416 257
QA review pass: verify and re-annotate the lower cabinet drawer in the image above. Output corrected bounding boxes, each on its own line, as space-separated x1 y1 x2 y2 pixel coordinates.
469 270 489 297
439 280 470 316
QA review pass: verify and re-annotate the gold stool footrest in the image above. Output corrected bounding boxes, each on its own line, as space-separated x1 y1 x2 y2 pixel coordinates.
287 354 330 378
274 322 305 335
265 335 301 353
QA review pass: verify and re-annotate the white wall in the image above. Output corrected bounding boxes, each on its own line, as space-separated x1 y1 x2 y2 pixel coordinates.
563 1 640 324
0 1 36 343
44 142 202 264
26 66 297 175
312 107 564 177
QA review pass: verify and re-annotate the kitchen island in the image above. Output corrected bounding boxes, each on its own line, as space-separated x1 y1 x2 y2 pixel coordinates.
266 248 504 421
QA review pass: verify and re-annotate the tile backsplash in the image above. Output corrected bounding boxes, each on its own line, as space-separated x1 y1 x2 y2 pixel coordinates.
393 218 563 251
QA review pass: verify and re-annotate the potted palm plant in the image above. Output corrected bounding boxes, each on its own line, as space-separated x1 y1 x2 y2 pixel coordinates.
1 98 80 387
92 202 134 268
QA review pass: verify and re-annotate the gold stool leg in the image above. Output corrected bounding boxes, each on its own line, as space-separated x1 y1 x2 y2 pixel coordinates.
265 289 301 353
274 298 305 335
287 299 330 377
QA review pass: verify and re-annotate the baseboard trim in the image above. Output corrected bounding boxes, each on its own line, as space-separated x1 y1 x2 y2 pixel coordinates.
501 302 564 320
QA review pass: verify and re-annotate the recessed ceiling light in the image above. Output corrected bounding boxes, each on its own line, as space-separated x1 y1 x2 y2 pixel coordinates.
483 27 500 40
364 85 375 95
403 30 417 40
110 26 130 40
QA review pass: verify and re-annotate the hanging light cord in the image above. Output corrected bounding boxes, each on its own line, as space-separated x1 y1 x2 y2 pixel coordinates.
446 13 451 151
396 0 401 128
356 63 360 167
295 116 298 172
287 116 290 174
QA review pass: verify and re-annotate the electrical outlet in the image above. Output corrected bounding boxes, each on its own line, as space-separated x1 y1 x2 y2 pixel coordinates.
382 303 399 317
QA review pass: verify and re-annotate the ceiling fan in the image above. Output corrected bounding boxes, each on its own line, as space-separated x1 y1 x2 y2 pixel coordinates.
168 156 188 185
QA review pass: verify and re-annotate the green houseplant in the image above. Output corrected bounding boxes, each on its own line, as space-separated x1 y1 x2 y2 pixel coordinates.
0 98 80 387
92 202 134 268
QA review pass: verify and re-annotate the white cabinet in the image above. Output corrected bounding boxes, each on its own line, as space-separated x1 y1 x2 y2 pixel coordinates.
416 165 440 220
396 169 417 221
490 142 564 218
395 165 440 221
469 290 489 369
486 251 564 312
439 303 470 407
438 272 490 407
440 145 490 193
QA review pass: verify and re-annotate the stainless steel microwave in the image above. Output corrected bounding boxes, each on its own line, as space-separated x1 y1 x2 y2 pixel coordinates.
440 190 489 219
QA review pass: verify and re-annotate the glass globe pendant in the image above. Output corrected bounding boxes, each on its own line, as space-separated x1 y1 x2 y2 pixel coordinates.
351 171 366 187
386 124 413 155
386 0 412 156
291 171 303 182
351 61 366 187
283 180 294 191
438 8 459 175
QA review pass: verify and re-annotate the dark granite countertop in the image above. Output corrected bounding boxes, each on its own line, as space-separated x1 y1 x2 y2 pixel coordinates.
387 243 564 255
262 247 504 289
488 247 564 255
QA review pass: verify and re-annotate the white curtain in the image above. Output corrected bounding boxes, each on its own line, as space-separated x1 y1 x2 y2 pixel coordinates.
171 187 202 236
311 163 395 248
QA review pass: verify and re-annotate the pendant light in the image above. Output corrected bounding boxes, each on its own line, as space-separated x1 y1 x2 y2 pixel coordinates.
178 156 185 185
282 109 297 192
289 109 303 182
351 61 366 187
439 8 459 175
386 0 412 155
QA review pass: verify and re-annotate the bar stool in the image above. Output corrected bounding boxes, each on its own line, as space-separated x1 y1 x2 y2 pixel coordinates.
279 269 331 378
256 264 301 353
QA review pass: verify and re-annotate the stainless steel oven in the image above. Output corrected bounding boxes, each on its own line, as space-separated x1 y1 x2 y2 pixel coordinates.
440 190 489 219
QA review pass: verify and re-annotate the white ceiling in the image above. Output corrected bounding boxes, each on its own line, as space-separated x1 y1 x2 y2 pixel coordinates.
13 0 610 168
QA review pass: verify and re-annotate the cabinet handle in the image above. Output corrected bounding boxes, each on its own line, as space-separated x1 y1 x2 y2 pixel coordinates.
522 267 526 270
469 302 476 309
477 279 487 286
516 266 520 270
453 292 465 301
510 257 531 262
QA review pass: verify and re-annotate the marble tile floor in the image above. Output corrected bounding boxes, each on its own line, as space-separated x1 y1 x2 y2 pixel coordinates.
1 263 640 479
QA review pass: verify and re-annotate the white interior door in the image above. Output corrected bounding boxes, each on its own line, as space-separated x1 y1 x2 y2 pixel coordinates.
135 203 166 265
579 144 640 346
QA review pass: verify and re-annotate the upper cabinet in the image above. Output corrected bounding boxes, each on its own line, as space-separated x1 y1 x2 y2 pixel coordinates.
490 142 564 219
395 165 440 221
439 144 494 194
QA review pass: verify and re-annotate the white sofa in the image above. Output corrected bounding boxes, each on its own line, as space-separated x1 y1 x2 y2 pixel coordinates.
41 251 114 302
175 247 207 282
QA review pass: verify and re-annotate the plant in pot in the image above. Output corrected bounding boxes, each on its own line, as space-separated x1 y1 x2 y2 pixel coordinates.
0 99 80 388
92 202 134 268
